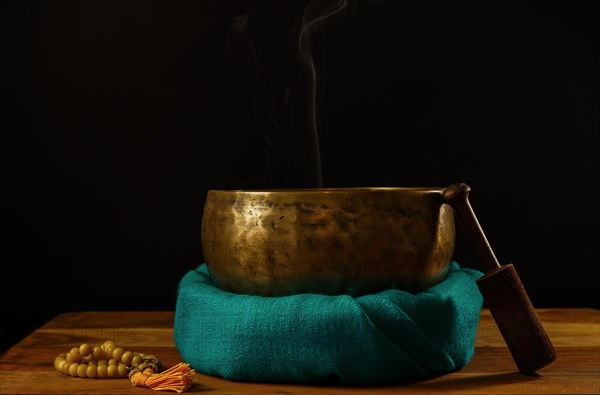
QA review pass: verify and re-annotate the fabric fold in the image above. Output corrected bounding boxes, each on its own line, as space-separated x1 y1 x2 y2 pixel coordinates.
174 262 483 385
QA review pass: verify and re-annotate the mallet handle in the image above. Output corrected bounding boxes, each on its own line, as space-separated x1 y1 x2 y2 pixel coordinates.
442 183 500 273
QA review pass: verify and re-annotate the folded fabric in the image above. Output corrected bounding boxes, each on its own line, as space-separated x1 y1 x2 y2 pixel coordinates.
174 262 483 385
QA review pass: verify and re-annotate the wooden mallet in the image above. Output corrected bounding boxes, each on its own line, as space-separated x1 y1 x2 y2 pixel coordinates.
443 183 556 374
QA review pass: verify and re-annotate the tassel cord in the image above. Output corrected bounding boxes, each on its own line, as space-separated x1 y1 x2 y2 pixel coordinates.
130 363 195 393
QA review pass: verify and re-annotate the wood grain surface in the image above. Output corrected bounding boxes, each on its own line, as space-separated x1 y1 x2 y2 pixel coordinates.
1 309 598 394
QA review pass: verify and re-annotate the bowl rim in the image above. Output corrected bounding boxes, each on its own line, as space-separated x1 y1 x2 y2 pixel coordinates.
208 187 445 194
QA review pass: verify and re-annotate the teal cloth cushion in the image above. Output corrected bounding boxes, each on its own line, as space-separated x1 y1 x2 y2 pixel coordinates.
174 262 483 385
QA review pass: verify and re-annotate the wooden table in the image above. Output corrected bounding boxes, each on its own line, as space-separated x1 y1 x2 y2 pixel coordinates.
1 309 598 394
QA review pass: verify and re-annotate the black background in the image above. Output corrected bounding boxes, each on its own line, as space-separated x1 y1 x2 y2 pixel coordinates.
2 0 599 353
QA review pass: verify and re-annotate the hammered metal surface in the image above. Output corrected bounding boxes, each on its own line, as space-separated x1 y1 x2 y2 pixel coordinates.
201 188 455 296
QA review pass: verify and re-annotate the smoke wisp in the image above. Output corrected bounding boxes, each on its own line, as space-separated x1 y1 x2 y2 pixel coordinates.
227 0 354 188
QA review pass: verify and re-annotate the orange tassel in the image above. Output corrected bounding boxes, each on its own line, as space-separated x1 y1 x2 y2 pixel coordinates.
130 363 195 393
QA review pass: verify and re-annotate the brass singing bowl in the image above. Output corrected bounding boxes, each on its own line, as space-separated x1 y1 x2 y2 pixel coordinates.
201 188 455 296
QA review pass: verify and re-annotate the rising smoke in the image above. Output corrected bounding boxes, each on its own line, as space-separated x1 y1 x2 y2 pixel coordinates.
227 0 356 188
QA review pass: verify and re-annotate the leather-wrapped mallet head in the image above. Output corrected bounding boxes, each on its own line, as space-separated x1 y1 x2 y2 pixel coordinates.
443 183 556 374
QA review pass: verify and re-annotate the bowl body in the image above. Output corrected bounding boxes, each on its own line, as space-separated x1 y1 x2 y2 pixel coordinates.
201 188 455 296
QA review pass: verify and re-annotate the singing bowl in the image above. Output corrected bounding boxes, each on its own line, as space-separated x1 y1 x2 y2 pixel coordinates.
201 188 455 296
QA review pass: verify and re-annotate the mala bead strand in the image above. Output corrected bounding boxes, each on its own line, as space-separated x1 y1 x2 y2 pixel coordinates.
53 341 195 392
54 341 158 379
